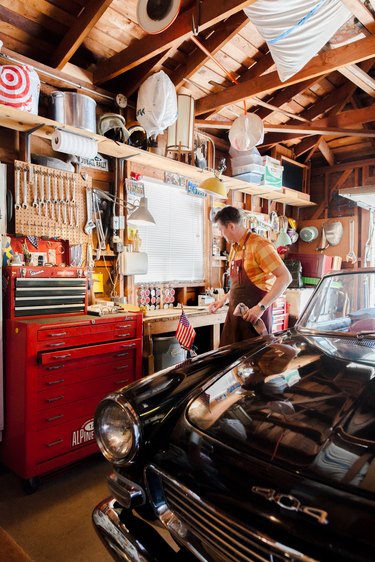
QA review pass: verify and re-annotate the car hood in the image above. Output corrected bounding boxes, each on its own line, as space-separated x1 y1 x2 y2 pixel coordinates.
187 332 375 495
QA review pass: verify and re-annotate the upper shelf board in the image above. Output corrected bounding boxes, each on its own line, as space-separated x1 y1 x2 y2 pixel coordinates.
0 104 314 207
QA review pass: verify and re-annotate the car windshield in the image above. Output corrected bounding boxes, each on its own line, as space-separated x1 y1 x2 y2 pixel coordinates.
297 269 375 334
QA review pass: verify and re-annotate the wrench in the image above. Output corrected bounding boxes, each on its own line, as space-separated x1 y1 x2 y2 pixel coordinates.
45 172 52 217
22 167 28 209
53 173 58 203
72 178 76 204
66 176 71 204
74 204 79 228
84 188 96 234
32 169 39 208
15 165 21 210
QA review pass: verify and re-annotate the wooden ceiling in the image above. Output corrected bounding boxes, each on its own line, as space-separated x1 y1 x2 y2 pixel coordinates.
0 0 375 168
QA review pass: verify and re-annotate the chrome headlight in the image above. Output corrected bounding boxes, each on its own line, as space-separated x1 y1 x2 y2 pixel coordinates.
94 395 140 465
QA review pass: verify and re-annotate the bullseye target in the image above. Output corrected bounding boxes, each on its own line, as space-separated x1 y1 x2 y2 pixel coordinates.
0 65 40 113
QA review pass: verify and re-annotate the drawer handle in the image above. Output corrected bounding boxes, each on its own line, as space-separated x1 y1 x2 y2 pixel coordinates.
48 332 67 337
117 324 132 329
47 365 65 371
114 352 129 357
47 342 66 348
114 379 129 385
46 395 64 403
115 365 129 370
121 343 136 348
52 354 71 360
46 414 64 422
46 379 65 386
117 332 131 337
46 438 64 447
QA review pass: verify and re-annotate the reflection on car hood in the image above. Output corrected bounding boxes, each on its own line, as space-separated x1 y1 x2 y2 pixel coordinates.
187 333 375 495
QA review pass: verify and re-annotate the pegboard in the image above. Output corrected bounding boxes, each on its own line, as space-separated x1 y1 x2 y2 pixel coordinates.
14 161 91 245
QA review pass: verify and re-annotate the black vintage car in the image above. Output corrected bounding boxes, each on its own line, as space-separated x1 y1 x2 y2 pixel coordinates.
92 268 375 562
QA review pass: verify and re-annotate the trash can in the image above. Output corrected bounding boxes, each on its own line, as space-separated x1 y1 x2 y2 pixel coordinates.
153 335 187 371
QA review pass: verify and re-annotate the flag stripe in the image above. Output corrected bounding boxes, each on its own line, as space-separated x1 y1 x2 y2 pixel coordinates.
176 310 196 350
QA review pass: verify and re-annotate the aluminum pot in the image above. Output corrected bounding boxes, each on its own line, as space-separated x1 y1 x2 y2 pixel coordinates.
51 91 97 133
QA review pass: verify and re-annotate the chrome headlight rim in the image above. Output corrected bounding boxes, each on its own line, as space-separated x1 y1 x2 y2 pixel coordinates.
94 393 141 466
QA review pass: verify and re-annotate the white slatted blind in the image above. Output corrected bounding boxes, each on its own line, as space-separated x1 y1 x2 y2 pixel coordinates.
134 179 205 283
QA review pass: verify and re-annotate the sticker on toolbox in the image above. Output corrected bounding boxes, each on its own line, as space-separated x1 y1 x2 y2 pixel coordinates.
71 418 94 447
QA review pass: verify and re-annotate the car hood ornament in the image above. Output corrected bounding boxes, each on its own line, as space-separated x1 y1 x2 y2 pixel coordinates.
252 487 329 525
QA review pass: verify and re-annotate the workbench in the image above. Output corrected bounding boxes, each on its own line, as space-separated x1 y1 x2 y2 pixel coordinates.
143 306 228 375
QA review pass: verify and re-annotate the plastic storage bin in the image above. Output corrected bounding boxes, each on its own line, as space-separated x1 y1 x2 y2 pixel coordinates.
153 335 187 371
232 171 263 184
231 153 263 167
232 162 265 176
288 253 333 278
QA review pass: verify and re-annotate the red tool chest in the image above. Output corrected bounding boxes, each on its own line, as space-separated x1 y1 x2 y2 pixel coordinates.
1 312 142 490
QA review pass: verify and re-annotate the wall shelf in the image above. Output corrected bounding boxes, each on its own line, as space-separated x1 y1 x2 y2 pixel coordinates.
0 104 314 207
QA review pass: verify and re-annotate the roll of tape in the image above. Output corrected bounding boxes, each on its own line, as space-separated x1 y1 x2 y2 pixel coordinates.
52 130 97 159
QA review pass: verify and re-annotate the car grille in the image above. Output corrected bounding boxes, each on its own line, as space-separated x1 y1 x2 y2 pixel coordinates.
147 466 317 562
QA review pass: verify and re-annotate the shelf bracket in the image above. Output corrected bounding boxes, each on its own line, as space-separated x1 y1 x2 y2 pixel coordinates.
20 124 45 163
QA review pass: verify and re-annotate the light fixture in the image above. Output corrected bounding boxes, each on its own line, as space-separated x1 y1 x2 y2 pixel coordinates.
166 93 195 160
92 189 156 226
198 159 228 200
127 197 156 226
198 176 228 200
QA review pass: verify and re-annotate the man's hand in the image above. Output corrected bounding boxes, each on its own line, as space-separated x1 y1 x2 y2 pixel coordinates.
242 304 263 323
209 298 226 314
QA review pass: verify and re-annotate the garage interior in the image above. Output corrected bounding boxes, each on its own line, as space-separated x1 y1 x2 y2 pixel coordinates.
0 1 374 560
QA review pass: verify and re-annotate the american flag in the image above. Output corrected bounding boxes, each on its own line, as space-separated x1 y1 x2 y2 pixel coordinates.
176 310 196 350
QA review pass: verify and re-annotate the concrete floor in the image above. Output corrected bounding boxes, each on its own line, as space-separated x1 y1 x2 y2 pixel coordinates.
0 454 113 562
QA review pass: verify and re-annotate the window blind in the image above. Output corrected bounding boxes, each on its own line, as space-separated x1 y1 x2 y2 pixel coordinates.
133 179 205 283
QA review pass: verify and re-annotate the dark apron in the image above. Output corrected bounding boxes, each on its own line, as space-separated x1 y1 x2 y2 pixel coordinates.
220 232 272 346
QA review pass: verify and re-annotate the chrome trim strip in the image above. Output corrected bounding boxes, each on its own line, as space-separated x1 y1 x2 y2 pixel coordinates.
107 472 146 509
147 465 318 562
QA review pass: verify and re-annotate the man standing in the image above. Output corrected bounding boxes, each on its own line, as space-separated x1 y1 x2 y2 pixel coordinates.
209 206 292 346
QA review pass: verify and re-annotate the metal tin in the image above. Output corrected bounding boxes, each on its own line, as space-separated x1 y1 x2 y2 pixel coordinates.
51 92 97 133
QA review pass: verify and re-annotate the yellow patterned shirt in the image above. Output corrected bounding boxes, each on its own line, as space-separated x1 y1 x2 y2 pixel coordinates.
229 232 283 292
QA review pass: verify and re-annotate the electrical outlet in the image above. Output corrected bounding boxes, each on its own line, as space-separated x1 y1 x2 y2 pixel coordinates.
112 216 125 230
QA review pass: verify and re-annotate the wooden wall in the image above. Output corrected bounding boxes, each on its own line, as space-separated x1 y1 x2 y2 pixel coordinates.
300 158 374 267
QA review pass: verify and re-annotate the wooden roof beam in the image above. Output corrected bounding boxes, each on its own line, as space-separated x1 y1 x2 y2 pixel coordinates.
50 0 114 70
172 11 249 90
195 121 375 137
94 0 256 84
195 35 375 115
338 64 375 97
340 0 375 34
317 138 335 166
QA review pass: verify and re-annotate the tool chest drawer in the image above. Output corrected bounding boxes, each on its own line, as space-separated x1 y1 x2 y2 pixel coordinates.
38 338 138 366
37 318 137 348
1 312 143 483
32 405 100 464
37 353 135 388
35 368 133 415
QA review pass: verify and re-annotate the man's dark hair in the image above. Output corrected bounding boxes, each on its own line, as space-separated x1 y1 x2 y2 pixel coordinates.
214 206 242 226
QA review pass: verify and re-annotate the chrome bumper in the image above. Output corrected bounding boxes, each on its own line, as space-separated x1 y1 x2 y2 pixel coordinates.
92 497 186 562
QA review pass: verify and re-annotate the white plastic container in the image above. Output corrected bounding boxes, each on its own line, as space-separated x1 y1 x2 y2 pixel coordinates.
232 162 265 176
232 171 263 185
231 153 263 168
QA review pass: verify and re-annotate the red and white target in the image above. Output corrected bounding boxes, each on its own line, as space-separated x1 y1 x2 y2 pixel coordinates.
0 65 40 114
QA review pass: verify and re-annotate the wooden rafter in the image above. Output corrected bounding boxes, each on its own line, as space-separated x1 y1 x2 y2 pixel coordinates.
94 0 256 84
195 121 375 137
172 11 249 90
317 139 335 166
340 0 375 34
195 35 375 115
338 64 375 98
50 0 114 70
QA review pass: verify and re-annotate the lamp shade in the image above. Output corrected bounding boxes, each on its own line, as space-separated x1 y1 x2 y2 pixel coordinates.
128 197 156 226
167 94 195 152
198 176 227 200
